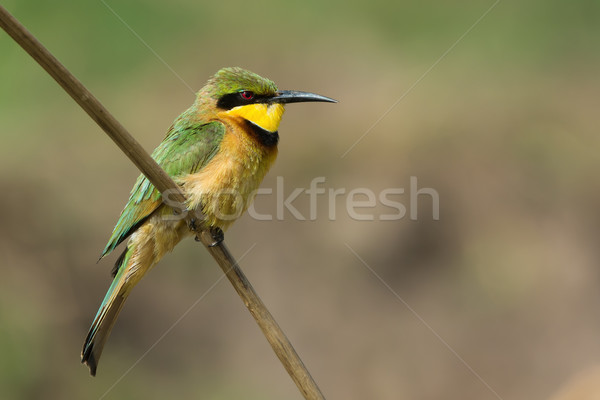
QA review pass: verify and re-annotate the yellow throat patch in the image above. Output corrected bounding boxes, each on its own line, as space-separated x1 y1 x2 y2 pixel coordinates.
224 103 285 133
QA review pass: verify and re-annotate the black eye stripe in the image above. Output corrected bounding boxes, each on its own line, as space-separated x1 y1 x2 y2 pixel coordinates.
216 92 271 110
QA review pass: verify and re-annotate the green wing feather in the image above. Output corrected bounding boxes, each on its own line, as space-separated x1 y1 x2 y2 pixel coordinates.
100 119 225 258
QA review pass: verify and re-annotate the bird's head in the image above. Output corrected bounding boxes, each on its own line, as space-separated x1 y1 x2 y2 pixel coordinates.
197 67 336 135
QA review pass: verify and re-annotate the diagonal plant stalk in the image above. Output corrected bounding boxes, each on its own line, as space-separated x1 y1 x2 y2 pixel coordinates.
0 5 325 400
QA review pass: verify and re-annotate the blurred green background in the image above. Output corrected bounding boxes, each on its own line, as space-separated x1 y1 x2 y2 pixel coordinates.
1 1 600 399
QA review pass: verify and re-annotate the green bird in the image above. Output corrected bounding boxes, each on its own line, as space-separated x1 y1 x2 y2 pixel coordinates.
81 67 336 376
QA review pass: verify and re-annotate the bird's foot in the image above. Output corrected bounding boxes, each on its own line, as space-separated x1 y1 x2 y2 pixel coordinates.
187 217 198 232
188 215 204 242
186 208 205 233
208 227 224 247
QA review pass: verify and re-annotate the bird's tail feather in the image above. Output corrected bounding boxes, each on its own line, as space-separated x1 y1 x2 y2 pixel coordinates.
81 247 133 376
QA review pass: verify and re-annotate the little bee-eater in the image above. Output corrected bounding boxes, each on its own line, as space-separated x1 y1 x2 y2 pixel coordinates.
81 67 336 375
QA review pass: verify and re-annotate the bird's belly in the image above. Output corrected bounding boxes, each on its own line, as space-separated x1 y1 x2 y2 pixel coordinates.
179 143 276 230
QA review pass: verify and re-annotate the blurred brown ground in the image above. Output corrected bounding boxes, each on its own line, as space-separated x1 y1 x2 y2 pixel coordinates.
1 1 599 399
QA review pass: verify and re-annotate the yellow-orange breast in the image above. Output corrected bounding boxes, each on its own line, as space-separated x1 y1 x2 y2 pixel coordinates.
179 114 279 230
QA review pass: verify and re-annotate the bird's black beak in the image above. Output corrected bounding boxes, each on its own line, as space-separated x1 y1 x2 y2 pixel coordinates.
273 90 337 104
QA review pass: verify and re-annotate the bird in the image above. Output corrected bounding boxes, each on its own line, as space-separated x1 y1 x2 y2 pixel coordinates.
81 67 336 376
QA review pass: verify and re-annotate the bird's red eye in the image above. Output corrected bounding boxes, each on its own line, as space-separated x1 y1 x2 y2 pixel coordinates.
240 91 254 100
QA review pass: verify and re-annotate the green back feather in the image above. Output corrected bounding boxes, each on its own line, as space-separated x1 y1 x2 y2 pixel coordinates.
101 117 225 258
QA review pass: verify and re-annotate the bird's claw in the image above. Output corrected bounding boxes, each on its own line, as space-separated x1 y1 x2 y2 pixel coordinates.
208 227 224 247
188 217 198 232
189 221 223 246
